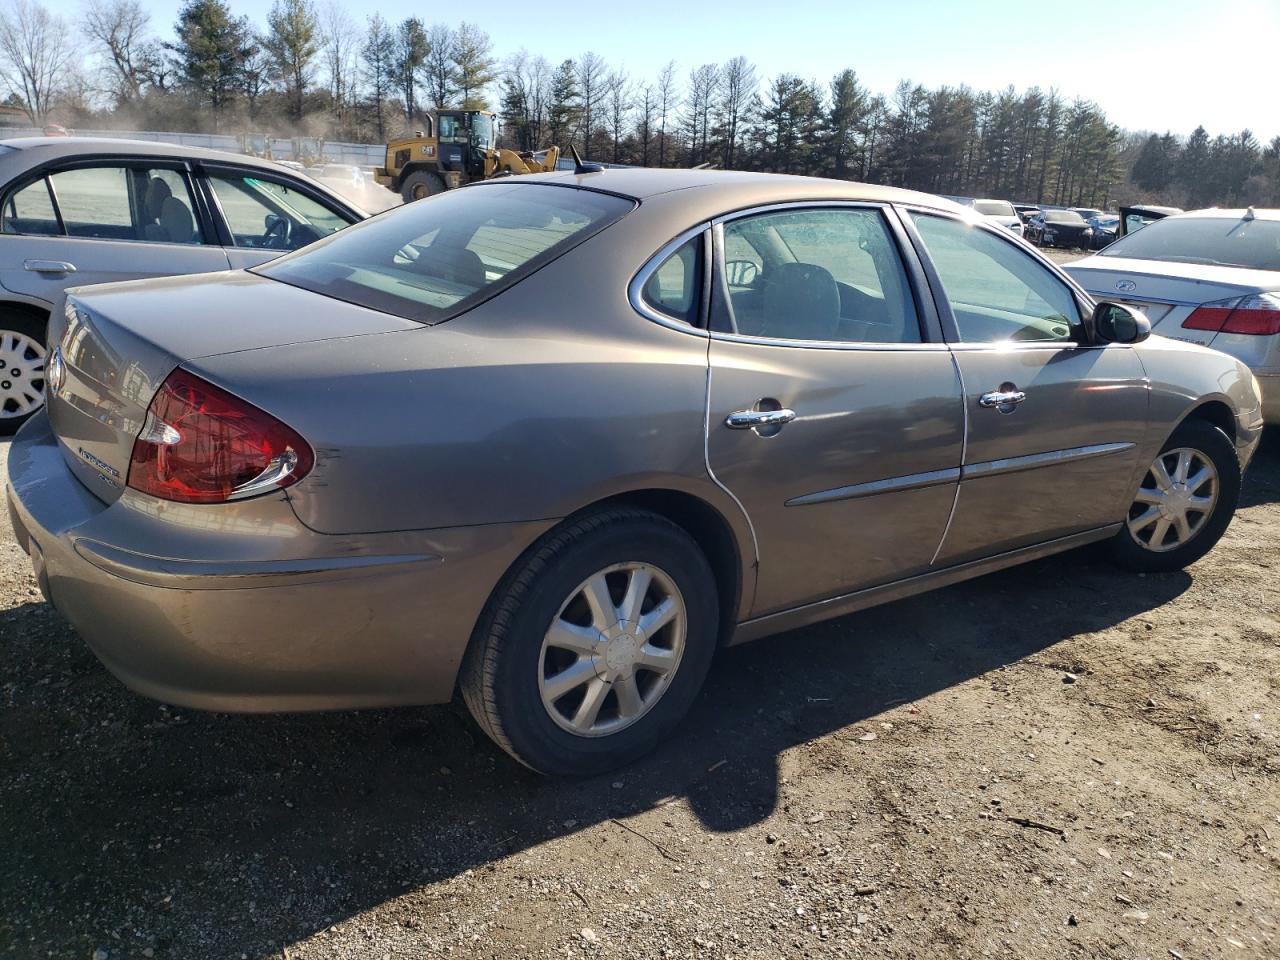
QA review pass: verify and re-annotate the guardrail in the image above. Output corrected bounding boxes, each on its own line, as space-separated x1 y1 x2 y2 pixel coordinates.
0 127 386 166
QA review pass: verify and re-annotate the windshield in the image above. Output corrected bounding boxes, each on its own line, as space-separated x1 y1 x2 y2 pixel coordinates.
973 200 1015 217
1044 210 1084 224
256 183 634 323
1101 215 1280 270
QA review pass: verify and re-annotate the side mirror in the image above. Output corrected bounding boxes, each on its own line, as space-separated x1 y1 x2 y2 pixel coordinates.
1093 301 1150 344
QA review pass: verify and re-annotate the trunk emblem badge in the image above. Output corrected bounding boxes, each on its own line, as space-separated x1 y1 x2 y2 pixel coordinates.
1115 280 1137 292
47 346 66 395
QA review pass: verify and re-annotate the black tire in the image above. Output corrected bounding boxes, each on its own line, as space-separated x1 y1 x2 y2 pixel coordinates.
1107 418 1241 573
0 310 48 437
400 170 445 203
460 507 720 777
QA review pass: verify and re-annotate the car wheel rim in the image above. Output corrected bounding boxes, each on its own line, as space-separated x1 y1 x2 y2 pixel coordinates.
1126 447 1218 553
538 562 687 738
0 330 46 419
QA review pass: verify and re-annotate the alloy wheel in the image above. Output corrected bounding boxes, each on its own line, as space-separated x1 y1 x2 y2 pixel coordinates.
538 562 687 738
0 330 46 420
1126 447 1219 553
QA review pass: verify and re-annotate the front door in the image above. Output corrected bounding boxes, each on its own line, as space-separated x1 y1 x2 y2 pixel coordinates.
704 204 965 616
904 211 1148 565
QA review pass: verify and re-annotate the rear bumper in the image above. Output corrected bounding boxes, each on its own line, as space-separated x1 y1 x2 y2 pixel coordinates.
6 412 551 712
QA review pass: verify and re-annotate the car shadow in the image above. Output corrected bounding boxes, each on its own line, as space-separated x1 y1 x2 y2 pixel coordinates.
0 545 1193 958
1240 427 1280 508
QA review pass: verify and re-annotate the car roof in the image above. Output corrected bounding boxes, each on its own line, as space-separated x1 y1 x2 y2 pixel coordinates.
1169 207 1280 222
473 167 968 212
0 136 298 171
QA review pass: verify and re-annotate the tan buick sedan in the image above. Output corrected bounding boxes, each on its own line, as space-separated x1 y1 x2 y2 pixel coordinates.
6 169 1265 775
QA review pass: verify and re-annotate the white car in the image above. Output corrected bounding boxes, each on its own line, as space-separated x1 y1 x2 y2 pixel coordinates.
1065 207 1280 424
971 198 1025 237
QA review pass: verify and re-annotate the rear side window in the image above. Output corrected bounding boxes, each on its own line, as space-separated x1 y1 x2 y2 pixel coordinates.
1 179 58 235
641 234 704 324
258 183 635 324
51 167 132 235
2 165 204 244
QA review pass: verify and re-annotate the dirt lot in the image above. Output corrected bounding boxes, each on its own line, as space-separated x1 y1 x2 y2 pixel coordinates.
3 312 1279 957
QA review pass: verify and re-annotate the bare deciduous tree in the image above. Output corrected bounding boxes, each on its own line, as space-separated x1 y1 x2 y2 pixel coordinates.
422 22 454 109
0 0 74 123
318 1 357 129
82 0 154 105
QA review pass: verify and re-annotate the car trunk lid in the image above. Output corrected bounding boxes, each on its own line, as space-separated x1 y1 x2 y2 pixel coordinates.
1065 256 1280 346
48 271 420 503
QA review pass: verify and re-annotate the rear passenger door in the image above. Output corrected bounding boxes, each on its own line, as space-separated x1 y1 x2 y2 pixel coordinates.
0 160 229 309
703 204 965 616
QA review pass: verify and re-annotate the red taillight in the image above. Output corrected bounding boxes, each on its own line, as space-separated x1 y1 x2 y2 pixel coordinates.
127 369 313 504
1183 293 1280 336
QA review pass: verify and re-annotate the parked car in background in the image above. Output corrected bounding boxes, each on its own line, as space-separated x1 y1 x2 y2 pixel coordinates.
1066 207 1280 424
1119 204 1182 237
970 198 1024 236
1071 207 1105 222
7 171 1263 775
1013 203 1041 225
1087 214 1121 249
1026 208 1094 248
0 137 366 433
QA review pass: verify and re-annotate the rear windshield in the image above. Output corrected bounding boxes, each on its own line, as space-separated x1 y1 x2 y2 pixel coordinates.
973 200 1015 216
1101 215 1280 270
1044 210 1085 224
256 183 635 323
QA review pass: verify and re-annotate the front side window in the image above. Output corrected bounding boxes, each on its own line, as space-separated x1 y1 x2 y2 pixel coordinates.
257 182 634 324
208 171 348 251
910 213 1081 343
641 235 703 325
719 207 921 344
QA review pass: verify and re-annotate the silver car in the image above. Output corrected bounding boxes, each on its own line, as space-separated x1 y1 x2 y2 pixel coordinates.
0 137 367 433
6 170 1265 775
1065 207 1280 424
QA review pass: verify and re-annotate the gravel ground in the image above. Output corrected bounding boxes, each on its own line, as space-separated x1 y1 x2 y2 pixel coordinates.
4 263 1279 959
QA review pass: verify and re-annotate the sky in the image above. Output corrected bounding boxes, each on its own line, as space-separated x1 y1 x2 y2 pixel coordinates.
64 0 1280 140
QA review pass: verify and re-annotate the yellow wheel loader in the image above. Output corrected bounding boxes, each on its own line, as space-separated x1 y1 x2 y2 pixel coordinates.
373 110 562 203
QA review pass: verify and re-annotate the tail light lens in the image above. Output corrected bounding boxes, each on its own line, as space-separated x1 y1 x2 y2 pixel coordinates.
127 369 313 504
1183 293 1280 336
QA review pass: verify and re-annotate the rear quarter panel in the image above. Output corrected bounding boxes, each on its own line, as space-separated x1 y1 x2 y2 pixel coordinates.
184 202 746 562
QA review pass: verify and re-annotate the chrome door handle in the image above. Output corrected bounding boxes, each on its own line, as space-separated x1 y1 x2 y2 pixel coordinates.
725 408 797 429
24 259 76 274
978 390 1027 409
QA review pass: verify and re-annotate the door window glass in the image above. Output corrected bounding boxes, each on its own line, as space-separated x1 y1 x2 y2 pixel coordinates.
641 235 703 325
34 166 203 244
910 213 1081 343
208 172 348 251
1 179 58 235
48 167 132 238
720 208 921 343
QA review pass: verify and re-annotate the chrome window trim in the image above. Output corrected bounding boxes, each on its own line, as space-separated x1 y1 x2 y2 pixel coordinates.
627 221 713 336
